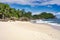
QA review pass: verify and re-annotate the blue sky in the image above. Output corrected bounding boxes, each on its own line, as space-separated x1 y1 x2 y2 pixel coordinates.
0 0 60 18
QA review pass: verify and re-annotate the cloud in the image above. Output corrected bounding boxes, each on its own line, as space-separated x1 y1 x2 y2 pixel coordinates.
0 0 30 4
56 12 60 15
55 12 60 18
32 12 41 15
0 0 60 6
41 0 60 5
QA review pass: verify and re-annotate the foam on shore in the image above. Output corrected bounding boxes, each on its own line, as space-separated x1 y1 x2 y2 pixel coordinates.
31 20 60 26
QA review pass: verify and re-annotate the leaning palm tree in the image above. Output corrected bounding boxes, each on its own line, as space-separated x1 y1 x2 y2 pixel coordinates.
2 12 4 19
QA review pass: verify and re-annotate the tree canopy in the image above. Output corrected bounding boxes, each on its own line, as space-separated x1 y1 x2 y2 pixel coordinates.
32 12 55 19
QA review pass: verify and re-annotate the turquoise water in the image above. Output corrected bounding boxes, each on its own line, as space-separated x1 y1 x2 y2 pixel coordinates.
43 18 60 24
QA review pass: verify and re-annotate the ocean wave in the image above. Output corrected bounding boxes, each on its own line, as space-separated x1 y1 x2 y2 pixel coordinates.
31 20 60 26
47 23 60 26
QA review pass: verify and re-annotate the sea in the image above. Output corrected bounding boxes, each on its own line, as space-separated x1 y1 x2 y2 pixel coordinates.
31 18 60 30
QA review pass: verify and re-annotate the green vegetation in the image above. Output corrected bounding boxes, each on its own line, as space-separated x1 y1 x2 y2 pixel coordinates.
0 3 56 21
32 12 55 19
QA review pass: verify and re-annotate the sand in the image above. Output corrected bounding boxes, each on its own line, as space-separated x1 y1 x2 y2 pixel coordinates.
0 21 60 40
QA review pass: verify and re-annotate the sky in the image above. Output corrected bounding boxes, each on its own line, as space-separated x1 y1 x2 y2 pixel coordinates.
0 0 60 18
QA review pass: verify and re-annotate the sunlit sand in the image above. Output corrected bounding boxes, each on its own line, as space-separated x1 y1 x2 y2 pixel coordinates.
0 21 60 40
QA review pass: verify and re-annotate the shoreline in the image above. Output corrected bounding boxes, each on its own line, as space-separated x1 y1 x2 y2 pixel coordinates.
0 20 60 30
33 23 60 30
31 20 60 30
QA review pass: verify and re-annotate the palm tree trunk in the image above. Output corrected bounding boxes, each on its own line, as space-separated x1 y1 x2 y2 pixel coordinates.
2 13 4 19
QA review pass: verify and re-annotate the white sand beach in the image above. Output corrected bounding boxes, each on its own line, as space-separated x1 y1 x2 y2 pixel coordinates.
0 21 60 40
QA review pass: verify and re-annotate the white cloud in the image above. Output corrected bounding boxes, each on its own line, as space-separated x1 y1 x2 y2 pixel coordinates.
0 0 60 6
32 12 41 15
41 0 60 5
56 12 60 15
0 0 30 4
55 12 60 18
0 0 39 6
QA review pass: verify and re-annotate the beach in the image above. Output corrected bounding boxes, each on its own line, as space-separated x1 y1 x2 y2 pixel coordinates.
0 21 60 40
